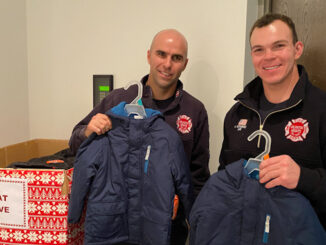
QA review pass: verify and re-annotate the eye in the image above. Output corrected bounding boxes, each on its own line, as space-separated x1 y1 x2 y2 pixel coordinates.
156 50 166 58
252 48 264 55
172 55 183 62
275 44 284 49
273 43 286 50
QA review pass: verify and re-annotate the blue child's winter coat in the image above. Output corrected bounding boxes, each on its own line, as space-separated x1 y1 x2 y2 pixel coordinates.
68 102 193 245
190 160 326 245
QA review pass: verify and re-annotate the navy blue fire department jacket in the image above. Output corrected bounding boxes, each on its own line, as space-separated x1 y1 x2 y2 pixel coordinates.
68 102 193 245
189 159 326 245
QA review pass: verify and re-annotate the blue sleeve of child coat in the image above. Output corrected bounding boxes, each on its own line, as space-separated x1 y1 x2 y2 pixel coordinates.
171 137 195 219
68 135 102 223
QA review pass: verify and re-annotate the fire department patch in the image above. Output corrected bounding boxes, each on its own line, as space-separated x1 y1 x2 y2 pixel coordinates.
176 115 192 134
285 118 309 142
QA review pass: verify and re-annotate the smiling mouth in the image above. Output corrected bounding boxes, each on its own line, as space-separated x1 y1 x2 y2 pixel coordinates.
263 65 281 70
159 71 172 78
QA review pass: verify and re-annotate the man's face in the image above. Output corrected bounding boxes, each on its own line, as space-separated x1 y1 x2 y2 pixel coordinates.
147 31 188 92
250 20 303 87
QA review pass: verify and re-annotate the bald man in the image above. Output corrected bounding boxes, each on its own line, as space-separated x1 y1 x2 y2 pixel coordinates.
69 29 210 244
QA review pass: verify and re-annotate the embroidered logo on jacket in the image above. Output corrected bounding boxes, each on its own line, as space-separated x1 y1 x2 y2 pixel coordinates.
285 118 309 142
176 115 192 134
235 119 248 131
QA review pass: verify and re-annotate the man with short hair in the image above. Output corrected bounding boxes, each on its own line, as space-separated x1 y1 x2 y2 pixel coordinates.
219 13 326 228
69 29 210 244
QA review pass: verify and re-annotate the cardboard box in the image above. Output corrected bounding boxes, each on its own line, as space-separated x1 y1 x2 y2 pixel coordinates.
0 139 69 168
0 139 84 245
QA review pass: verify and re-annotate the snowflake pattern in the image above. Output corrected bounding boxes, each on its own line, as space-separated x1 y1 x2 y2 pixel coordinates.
0 169 82 244
28 202 37 213
56 173 65 184
28 231 38 242
56 203 68 214
25 172 36 183
0 229 9 240
41 202 52 214
13 230 23 241
57 232 67 243
42 232 53 243
40 173 51 184
10 172 21 179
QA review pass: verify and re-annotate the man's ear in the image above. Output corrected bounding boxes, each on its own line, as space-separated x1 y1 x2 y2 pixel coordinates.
182 58 189 71
147 50 151 64
294 41 304 60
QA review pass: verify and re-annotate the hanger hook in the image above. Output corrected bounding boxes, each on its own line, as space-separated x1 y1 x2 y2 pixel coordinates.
124 80 143 105
123 80 146 118
247 129 271 160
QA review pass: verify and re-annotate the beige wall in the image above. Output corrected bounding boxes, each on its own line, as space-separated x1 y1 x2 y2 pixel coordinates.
2 0 254 172
0 0 29 146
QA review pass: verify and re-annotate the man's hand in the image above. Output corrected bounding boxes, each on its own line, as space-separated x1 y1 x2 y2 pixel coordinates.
259 155 301 189
85 113 112 137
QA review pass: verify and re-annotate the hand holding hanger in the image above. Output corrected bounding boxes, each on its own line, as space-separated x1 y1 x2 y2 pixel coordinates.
259 155 300 189
85 113 112 137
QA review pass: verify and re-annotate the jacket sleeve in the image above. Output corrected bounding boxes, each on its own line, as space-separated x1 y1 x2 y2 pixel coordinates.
67 137 102 223
191 104 210 196
218 104 244 171
219 109 231 171
189 184 212 245
69 91 120 155
189 173 225 245
171 137 195 219
295 108 326 228
296 142 326 228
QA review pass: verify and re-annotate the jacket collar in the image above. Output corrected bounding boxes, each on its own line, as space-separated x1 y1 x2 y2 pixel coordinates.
106 102 163 132
109 101 161 118
235 65 309 110
140 75 184 114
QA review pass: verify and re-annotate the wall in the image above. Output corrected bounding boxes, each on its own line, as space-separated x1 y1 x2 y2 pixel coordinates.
3 0 253 172
0 0 29 147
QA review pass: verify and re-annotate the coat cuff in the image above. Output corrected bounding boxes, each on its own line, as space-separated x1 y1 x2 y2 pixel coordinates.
296 166 321 196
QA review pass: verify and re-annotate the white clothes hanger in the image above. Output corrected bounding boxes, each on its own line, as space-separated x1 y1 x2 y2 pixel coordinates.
244 129 271 179
124 81 146 118
247 129 271 161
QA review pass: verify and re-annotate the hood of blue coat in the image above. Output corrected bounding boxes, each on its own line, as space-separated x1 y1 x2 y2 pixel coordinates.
78 102 163 158
109 101 161 118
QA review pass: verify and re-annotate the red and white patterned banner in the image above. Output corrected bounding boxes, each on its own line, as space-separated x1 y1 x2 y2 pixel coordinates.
0 169 84 245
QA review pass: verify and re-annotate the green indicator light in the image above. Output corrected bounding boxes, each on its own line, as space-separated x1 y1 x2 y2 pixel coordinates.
99 85 110 92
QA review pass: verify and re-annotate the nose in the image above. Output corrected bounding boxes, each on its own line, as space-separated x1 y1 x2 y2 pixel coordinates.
163 57 172 68
264 49 275 60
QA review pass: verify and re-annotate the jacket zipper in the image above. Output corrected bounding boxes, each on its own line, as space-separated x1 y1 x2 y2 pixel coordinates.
144 145 151 174
237 99 302 148
263 214 271 244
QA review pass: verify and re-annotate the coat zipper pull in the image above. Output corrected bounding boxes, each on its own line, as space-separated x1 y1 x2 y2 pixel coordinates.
144 145 151 173
263 214 271 244
257 124 263 148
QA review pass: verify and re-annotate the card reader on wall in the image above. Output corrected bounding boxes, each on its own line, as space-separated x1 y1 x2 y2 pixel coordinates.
93 75 114 107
